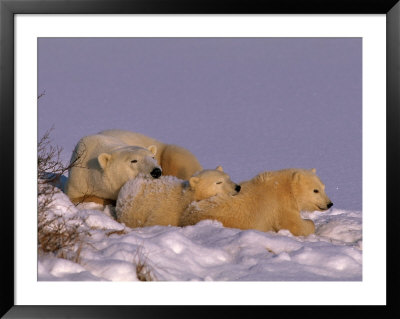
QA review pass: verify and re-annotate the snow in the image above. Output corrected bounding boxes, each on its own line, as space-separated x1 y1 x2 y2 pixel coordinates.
38 187 362 282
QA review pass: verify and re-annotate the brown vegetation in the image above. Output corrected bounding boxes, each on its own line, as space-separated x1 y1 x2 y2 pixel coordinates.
37 127 87 261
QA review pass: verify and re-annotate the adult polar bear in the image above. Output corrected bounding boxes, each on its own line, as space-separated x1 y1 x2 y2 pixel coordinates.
65 134 162 205
99 129 202 180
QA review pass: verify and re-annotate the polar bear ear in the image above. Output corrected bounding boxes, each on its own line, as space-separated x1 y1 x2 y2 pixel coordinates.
311 168 317 173
147 145 157 156
189 176 200 188
292 171 301 182
216 166 223 172
98 153 111 170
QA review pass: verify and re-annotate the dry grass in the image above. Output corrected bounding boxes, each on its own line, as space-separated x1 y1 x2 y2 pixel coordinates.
37 207 90 263
136 261 155 281
38 127 72 214
37 127 87 262
133 248 155 281
38 127 84 189
135 260 154 281
105 229 129 237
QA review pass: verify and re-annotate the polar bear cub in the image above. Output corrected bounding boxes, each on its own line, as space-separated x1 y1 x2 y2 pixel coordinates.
179 168 333 236
116 166 241 228
65 134 162 205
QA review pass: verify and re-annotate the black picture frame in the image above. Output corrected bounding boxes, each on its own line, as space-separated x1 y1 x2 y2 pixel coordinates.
1 0 399 318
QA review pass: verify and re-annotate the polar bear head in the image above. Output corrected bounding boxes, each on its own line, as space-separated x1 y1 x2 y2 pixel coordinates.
188 166 241 201
97 145 161 198
292 168 333 212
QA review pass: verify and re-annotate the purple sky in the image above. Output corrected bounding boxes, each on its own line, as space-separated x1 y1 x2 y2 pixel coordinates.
38 38 362 210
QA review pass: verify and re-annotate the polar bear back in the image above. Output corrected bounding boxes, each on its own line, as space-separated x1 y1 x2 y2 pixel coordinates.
116 176 191 228
99 130 163 150
98 129 202 180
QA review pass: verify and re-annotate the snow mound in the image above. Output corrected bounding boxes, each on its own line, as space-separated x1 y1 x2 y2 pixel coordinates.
302 210 362 247
38 190 362 281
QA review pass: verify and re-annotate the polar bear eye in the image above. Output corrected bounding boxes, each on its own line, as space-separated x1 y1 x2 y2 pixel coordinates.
216 181 223 185
131 160 138 163
313 189 319 193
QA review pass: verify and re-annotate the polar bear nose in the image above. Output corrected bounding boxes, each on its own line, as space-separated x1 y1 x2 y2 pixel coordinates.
235 185 241 193
327 202 333 208
150 167 162 179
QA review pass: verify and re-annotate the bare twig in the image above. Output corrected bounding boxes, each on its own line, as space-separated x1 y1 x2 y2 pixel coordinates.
37 90 46 100
133 248 155 281
37 127 88 261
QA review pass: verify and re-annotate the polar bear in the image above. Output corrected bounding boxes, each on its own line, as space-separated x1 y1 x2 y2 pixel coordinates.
64 134 162 205
116 166 241 228
179 168 333 236
99 129 202 180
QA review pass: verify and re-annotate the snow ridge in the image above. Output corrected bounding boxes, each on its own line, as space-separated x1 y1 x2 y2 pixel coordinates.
38 187 362 281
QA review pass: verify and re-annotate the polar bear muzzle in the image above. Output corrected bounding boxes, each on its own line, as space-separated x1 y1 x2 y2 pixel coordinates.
150 167 162 179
